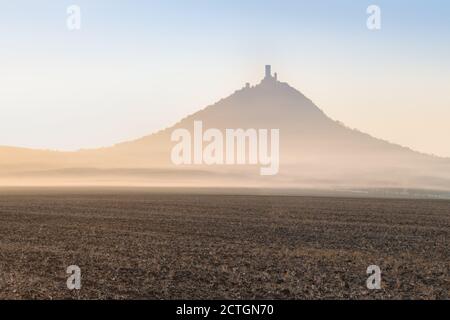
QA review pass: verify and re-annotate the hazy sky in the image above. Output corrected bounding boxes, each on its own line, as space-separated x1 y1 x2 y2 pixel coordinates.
1 0 449 156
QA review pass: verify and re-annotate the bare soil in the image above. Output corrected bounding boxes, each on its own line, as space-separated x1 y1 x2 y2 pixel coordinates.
0 189 448 299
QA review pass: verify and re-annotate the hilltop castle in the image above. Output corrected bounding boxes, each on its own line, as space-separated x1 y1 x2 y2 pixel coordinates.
245 65 278 89
264 65 278 81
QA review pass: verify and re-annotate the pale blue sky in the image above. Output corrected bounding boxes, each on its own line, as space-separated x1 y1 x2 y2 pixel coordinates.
1 1 449 156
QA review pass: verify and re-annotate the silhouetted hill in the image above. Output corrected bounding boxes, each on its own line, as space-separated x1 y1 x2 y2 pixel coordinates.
1 66 449 194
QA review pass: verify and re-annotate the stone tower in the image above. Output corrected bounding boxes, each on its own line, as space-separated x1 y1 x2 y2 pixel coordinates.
265 65 272 79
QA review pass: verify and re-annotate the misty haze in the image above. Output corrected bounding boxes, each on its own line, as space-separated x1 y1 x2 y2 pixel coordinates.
1 66 449 198
1 1 449 303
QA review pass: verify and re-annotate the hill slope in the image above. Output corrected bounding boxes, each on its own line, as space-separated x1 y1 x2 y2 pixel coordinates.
1 67 449 192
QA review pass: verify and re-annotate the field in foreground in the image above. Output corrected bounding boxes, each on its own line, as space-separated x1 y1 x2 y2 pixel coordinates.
0 189 448 299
